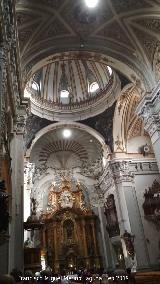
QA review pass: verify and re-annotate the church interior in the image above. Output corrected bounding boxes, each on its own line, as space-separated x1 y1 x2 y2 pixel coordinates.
0 0 160 282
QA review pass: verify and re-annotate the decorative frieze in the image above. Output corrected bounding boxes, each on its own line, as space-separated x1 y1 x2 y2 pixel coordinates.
13 107 27 135
110 160 134 184
96 159 158 195
136 83 160 143
0 0 24 110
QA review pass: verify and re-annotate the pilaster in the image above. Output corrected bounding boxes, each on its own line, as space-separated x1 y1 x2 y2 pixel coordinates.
136 83 160 172
110 160 151 270
9 113 26 272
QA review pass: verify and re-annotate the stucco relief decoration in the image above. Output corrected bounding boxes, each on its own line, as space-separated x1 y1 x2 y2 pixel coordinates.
121 230 135 259
127 118 143 140
47 186 58 213
14 114 26 134
115 135 124 152
111 161 134 184
153 45 160 82
24 163 35 190
97 165 115 195
81 158 103 178
90 190 104 208
102 167 115 192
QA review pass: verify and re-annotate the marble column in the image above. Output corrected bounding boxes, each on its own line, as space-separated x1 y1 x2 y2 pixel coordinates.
111 160 150 270
136 83 160 172
8 113 26 273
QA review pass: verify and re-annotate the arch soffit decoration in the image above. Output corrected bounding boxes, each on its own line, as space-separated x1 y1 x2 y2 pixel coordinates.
15 0 160 90
27 121 109 159
113 83 143 152
24 51 151 92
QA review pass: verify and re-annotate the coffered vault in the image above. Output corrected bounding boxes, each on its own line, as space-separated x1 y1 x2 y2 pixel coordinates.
16 0 160 90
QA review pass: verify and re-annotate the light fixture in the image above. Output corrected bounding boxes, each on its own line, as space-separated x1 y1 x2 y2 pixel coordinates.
60 90 69 98
84 0 99 8
89 82 99 93
24 88 31 98
107 66 112 76
63 129 71 138
32 81 38 91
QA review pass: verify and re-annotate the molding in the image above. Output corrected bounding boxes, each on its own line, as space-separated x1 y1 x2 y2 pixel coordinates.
97 158 159 195
30 72 120 121
136 82 160 143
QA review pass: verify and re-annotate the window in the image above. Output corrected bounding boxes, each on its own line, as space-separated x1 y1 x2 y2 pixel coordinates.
89 82 99 93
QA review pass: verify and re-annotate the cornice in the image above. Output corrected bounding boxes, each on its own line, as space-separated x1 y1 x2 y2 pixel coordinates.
97 158 159 190
136 82 160 142
136 82 160 117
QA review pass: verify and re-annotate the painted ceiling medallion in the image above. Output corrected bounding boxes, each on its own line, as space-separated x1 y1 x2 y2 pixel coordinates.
25 53 120 121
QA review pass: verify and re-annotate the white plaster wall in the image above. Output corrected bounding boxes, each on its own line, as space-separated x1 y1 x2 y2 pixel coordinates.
127 136 153 154
152 139 160 173
134 174 160 267
9 134 24 272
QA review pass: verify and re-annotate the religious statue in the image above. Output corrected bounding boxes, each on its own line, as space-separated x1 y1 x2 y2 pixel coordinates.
30 197 38 221
121 230 135 259
47 187 57 212
59 190 74 208
24 237 34 248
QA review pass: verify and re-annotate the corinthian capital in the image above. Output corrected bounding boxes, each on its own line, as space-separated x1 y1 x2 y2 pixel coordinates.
144 114 160 139
110 160 134 184
136 84 160 142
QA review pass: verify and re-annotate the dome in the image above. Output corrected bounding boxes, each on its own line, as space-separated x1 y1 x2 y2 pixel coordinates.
25 52 121 121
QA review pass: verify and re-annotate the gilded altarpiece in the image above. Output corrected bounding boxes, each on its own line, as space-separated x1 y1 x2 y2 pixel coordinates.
40 179 101 272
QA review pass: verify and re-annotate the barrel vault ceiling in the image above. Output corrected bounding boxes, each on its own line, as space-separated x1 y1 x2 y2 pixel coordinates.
16 0 160 87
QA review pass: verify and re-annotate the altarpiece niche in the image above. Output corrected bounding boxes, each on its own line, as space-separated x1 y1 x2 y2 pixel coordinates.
40 178 102 272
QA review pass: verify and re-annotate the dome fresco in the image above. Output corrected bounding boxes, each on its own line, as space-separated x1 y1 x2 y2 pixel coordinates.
25 55 121 121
